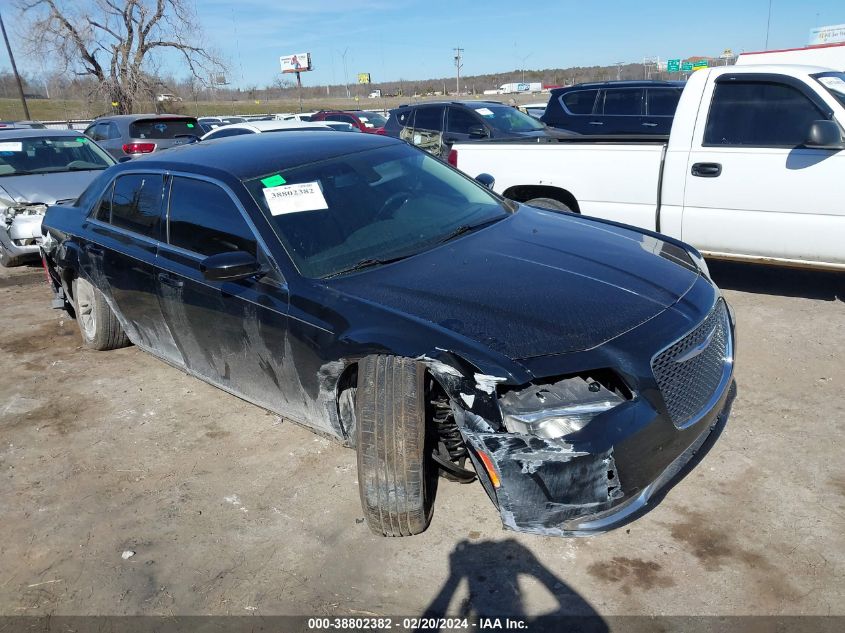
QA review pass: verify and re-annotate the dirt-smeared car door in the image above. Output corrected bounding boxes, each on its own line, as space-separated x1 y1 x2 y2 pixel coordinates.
154 175 298 416
85 171 184 363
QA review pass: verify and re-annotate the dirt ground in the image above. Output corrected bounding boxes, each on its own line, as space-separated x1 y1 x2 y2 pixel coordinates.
0 260 843 619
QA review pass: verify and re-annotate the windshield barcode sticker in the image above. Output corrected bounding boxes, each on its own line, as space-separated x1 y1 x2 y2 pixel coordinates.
475 107 494 117
0 142 23 152
263 181 329 215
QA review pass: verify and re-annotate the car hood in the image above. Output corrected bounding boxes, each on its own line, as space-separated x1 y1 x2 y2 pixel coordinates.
328 207 700 360
0 171 104 206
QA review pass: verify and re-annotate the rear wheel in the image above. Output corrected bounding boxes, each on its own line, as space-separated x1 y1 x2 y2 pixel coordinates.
355 354 435 537
525 197 573 212
72 277 130 351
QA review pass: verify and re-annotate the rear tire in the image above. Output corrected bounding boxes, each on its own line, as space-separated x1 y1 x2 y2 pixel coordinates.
72 277 130 351
356 354 434 537
525 197 573 212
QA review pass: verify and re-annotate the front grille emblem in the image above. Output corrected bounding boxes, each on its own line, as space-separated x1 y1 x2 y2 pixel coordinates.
674 325 716 364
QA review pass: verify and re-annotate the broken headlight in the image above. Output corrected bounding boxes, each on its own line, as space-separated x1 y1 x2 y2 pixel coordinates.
498 375 627 439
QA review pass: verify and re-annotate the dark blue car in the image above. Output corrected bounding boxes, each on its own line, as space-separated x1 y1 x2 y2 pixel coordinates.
41 131 734 538
541 80 685 135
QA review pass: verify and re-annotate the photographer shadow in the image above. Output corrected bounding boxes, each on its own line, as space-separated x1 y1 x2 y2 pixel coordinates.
420 538 607 633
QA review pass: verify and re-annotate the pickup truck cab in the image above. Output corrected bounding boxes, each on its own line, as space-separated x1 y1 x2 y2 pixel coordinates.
452 64 845 270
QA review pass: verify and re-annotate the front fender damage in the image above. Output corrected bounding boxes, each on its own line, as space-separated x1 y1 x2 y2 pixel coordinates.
417 349 624 536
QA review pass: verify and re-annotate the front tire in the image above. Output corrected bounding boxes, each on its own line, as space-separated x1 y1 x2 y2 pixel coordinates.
72 277 130 351
525 197 573 212
356 355 434 537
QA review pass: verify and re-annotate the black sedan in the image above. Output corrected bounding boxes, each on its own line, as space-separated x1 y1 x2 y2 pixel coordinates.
41 131 735 537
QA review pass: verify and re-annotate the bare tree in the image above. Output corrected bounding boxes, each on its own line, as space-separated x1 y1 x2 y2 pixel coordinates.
19 0 225 114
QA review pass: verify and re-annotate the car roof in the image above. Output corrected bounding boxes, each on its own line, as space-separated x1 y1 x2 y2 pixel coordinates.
394 100 505 109
553 80 685 91
94 114 198 122
128 130 399 180
199 120 332 139
0 128 83 138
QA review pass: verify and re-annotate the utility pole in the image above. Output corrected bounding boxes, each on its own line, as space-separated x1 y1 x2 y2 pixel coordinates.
616 61 624 81
765 0 773 49
0 11 31 120
454 47 463 96
339 47 350 99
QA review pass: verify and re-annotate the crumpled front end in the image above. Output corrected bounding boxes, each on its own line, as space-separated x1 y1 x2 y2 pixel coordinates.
424 293 736 537
0 203 47 261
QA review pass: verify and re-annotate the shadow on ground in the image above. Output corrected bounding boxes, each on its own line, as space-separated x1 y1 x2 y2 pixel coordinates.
707 260 844 301
420 539 607 632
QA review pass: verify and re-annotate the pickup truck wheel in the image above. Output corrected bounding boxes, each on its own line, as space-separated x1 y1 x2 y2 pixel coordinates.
525 197 573 213
356 354 434 537
71 277 130 351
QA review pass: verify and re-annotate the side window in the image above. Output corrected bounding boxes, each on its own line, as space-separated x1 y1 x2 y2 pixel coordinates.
206 127 252 139
167 177 257 257
106 122 121 139
704 81 826 147
646 88 682 116
395 109 415 128
413 106 445 132
93 179 115 221
447 107 482 134
326 114 355 124
602 88 644 115
562 90 599 115
87 123 107 141
109 174 165 235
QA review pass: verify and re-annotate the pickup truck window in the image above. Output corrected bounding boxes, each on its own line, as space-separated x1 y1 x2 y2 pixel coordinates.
107 174 165 236
562 90 598 115
602 88 644 115
814 72 845 108
704 82 826 147
167 176 257 257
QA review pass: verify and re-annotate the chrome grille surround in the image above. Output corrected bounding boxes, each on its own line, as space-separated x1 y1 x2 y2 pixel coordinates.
651 299 733 429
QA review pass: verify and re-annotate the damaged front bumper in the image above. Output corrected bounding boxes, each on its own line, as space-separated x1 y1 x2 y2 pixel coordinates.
462 382 734 536
1 204 46 261
431 293 736 537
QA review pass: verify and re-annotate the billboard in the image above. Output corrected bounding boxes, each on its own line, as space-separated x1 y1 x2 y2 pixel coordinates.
280 53 312 74
809 24 845 46
357 73 371 84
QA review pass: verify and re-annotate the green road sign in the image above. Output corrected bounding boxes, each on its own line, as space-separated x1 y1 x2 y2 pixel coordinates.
681 61 694 71
693 60 709 70
667 59 680 72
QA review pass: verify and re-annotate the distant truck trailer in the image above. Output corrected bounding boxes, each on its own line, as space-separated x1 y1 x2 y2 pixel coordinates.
483 82 543 95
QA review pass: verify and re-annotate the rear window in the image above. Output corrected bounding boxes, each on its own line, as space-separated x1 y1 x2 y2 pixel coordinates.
358 112 387 127
129 118 199 139
647 88 682 116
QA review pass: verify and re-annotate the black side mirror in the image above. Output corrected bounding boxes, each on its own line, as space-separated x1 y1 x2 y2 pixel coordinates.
468 125 489 139
200 251 262 282
475 173 495 189
805 120 844 149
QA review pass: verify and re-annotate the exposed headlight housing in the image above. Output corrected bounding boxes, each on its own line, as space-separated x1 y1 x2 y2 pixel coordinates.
498 374 628 439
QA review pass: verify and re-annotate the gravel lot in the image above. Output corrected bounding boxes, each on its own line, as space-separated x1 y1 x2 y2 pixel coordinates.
1 260 843 620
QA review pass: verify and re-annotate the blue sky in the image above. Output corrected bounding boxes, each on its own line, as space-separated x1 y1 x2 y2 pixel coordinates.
8 0 845 88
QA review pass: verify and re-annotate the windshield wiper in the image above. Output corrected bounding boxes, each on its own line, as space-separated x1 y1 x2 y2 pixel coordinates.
323 254 413 279
0 170 35 177
437 216 504 245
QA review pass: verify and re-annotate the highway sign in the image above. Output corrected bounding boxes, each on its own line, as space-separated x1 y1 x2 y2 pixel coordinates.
667 59 680 72
681 62 694 72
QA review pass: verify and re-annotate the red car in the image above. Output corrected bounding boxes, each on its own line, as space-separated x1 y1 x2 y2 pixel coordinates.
310 110 387 134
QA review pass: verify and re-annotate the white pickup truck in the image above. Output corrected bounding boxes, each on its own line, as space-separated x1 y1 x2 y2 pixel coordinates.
451 64 845 270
